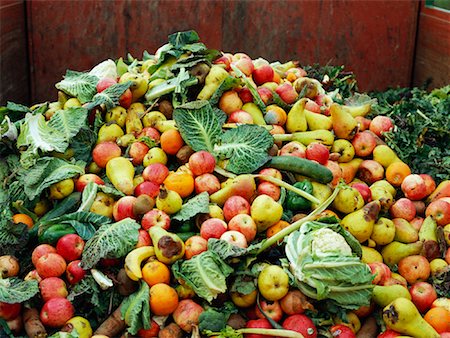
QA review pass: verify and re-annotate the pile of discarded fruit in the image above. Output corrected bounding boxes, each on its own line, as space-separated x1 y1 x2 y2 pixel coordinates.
0 30 449 338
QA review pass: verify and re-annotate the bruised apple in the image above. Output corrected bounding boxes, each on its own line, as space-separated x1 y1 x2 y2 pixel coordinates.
172 299 204 333
398 255 430 284
223 195 251 222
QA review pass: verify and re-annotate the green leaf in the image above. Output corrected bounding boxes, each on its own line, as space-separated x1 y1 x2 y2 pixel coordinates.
6 101 31 114
209 76 242 106
168 30 200 48
231 64 266 112
172 192 210 221
70 127 97 163
81 218 140 269
0 278 39 303
86 82 132 111
55 70 99 104
48 107 89 141
19 157 85 200
208 238 248 261
173 100 226 153
121 281 151 335
214 124 274 174
78 182 98 212
172 250 233 303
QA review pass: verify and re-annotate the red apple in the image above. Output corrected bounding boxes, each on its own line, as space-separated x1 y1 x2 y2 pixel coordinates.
135 229 152 248
39 277 68 301
32 244 57 267
426 200 450 226
137 320 160 338
259 168 282 181
255 299 283 322
194 173 221 195
389 198 416 222
188 151 216 177
409 281 438 313
282 314 317 338
214 53 232 70
275 83 298 104
305 99 321 113
113 196 137 221
0 302 21 321
369 115 394 137
279 141 306 158
220 230 248 248
352 131 377 157
24 269 42 283
129 141 150 165
378 330 402 338
40 298 74 328
253 64 274 86
92 141 122 168
36 253 67 278
325 160 343 187
420 174 436 196
134 181 160 198
228 214 257 243
355 116 372 131
223 195 251 222
66 260 86 285
142 163 169 184
245 318 272 338
305 142 330 165
200 218 227 240
96 77 117 92
330 324 356 338
172 299 204 333
368 262 392 285
401 174 428 201
219 90 243 115
75 174 104 192
349 182 372 203
141 209 171 231
410 217 424 231
231 53 254 76
56 234 85 262
228 110 254 124
257 87 273 105
238 87 253 103
256 181 281 201
138 127 160 141
119 88 132 109
398 255 430 284
357 160 385 185
184 235 208 259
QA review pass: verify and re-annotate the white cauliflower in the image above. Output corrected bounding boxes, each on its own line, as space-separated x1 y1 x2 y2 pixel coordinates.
311 228 352 257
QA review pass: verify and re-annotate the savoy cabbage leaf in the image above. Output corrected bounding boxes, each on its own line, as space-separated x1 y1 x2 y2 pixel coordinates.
86 82 132 111
121 281 150 335
172 192 210 221
0 278 39 303
48 107 89 141
81 218 140 269
55 70 99 104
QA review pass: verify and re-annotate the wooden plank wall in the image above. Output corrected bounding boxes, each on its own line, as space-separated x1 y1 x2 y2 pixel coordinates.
1 0 423 105
0 0 29 105
413 2 450 88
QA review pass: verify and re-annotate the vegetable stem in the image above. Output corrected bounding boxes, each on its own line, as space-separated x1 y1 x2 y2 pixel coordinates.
272 134 294 142
236 328 305 337
253 174 320 205
255 184 341 255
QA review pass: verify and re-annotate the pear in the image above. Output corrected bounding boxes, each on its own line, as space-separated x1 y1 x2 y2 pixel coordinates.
419 216 440 260
197 65 229 100
310 182 332 209
340 200 380 243
370 186 394 212
332 186 364 214
361 245 383 264
426 180 450 203
125 108 143 135
210 175 256 206
286 98 308 133
372 145 402 168
331 139 355 163
372 285 411 307
251 195 283 232
371 217 396 246
149 227 185 265
274 130 334 147
105 106 128 128
371 180 396 198
241 103 266 125
382 298 440 337
106 157 135 195
342 103 372 117
339 158 363 183
393 218 419 243
97 122 124 143
381 241 423 267
305 109 333 130
330 103 359 140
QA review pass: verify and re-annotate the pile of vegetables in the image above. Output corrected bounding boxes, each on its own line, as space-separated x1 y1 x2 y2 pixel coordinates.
0 30 449 338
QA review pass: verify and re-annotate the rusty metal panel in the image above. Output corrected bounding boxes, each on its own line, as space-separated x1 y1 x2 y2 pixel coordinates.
0 0 29 105
413 2 450 88
26 0 420 103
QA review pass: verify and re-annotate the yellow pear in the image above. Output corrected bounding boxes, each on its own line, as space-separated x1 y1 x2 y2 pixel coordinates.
305 109 333 130
241 102 266 125
381 241 423 267
330 103 358 140
286 98 308 133
340 200 380 243
106 157 135 195
371 217 396 246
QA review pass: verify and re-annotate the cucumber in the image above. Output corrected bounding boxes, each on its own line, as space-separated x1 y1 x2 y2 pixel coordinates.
268 156 333 184
38 192 82 223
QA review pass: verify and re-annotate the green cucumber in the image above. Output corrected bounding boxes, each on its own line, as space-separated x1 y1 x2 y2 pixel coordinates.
268 156 333 184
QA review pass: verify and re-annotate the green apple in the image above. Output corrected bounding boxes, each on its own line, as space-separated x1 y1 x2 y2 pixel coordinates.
257 265 289 301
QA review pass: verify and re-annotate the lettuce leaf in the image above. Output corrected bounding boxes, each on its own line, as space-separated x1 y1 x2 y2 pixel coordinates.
0 278 39 303
81 218 140 269
56 70 99 104
172 250 233 302
121 281 150 335
18 157 85 200
214 124 273 174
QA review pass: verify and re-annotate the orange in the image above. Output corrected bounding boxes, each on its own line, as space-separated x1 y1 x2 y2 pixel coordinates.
150 283 179 316
160 129 184 155
142 261 170 287
424 307 450 333
163 171 194 198
12 213 34 229
385 161 411 186
266 220 290 239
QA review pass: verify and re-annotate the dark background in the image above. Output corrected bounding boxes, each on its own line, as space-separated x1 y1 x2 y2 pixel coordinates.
1 0 449 106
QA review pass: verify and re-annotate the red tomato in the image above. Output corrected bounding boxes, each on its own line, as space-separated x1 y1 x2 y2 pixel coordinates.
330 324 356 337
282 314 317 338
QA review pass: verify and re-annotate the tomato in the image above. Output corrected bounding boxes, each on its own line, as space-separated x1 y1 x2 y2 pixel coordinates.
330 324 356 337
282 314 317 338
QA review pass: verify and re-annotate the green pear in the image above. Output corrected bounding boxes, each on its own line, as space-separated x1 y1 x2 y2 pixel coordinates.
393 218 419 243
251 195 283 232
241 103 266 125
372 285 411 307
340 200 380 243
381 241 423 267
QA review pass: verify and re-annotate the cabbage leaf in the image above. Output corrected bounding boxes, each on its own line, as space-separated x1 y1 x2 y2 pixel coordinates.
56 70 99 104
0 278 39 303
121 281 150 335
86 82 132 111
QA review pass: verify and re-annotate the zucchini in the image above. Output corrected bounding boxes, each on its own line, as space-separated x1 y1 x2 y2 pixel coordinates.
268 156 333 184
